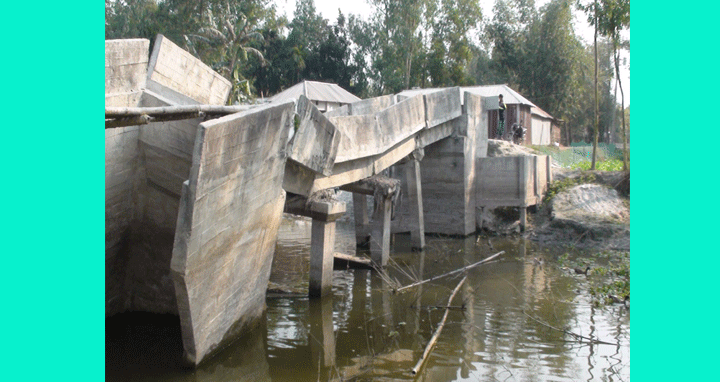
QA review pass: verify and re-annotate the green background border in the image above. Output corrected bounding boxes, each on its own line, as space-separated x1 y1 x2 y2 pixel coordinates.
3 0 715 380
2 1 103 380
634 0 715 380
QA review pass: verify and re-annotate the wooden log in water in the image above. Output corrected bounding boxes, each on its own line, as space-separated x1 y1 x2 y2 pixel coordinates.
411 276 467 375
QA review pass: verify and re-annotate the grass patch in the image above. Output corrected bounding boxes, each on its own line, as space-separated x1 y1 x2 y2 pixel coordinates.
569 159 624 171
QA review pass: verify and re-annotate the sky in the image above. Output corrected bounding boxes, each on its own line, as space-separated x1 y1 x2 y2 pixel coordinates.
272 0 630 105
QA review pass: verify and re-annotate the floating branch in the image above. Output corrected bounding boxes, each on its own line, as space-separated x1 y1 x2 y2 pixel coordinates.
411 276 467 375
395 251 505 293
522 310 618 346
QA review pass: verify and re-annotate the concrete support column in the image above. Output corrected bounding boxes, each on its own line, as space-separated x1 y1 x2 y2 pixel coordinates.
353 193 370 246
370 196 392 267
520 206 527 231
309 201 346 297
405 155 425 250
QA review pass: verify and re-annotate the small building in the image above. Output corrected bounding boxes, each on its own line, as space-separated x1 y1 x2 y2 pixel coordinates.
530 106 554 146
461 85 533 142
268 80 361 112
462 85 558 145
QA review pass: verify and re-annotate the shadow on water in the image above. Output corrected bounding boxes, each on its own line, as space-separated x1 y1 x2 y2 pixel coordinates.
106 214 629 381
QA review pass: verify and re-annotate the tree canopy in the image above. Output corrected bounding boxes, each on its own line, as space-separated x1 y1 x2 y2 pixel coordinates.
106 0 629 144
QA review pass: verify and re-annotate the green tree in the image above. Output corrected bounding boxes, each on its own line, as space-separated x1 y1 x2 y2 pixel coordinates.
427 0 482 86
366 0 430 94
105 0 161 40
578 0 629 169
183 3 267 104
304 12 357 91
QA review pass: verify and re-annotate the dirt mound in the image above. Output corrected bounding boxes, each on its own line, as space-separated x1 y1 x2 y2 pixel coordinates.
486 139 540 157
553 169 630 196
529 184 629 251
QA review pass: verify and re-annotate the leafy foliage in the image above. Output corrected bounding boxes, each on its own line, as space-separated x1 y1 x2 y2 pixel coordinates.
105 0 629 130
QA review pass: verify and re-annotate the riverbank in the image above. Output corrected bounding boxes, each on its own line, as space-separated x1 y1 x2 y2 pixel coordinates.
483 140 630 252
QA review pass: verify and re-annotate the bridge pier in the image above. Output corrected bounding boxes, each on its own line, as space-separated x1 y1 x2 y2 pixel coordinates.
405 150 425 250
370 195 393 266
309 201 346 297
284 195 346 297
341 176 401 267
352 193 370 246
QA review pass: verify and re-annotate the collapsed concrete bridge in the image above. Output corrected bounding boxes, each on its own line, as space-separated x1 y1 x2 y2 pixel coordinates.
105 35 551 366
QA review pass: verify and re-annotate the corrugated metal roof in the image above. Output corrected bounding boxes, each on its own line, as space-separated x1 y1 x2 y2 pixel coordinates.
460 84 536 107
269 80 361 104
531 106 554 120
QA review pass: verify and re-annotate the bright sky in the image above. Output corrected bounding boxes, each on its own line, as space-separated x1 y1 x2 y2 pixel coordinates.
272 0 629 105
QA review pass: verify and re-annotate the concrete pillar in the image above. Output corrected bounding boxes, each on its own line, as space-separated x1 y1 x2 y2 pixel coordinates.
405 157 425 250
309 201 346 297
370 196 392 266
353 193 370 246
520 206 527 231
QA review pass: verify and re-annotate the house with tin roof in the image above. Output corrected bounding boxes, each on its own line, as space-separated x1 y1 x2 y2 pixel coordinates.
268 80 361 112
398 84 559 145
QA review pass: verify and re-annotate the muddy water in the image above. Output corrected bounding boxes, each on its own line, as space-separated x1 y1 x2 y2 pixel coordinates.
106 215 629 382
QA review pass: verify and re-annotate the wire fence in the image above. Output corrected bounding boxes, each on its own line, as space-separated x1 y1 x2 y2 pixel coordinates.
551 143 625 167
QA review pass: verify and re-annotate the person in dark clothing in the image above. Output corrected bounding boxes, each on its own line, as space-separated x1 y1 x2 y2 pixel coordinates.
497 94 506 139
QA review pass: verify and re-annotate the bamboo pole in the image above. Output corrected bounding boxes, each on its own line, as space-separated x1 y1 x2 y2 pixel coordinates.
411 276 467 375
395 251 504 293
105 104 256 118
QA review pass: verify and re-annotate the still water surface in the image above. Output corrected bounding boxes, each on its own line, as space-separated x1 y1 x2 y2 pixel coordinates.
106 215 629 381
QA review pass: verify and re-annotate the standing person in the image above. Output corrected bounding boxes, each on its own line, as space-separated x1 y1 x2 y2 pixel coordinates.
497 94 506 139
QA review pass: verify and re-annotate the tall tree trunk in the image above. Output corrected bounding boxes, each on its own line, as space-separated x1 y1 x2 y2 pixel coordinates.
591 1 599 170
614 44 629 172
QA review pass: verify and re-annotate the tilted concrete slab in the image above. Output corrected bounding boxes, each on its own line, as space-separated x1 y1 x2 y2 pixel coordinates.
170 100 295 365
330 114 381 162
147 34 231 105
289 95 341 176
423 87 462 128
331 94 424 163
374 95 426 148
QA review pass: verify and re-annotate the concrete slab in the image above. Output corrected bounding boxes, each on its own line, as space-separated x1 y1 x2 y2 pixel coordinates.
105 39 149 107
424 87 462 128
170 100 295 365
348 95 395 116
290 95 341 176
147 34 231 105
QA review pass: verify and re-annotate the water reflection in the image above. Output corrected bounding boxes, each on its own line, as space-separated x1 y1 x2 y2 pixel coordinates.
107 215 629 381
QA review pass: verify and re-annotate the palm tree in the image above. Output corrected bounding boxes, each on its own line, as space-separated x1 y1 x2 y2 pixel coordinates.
184 1 266 104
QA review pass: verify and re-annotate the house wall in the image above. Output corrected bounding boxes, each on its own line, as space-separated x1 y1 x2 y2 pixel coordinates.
487 104 531 140
531 116 552 145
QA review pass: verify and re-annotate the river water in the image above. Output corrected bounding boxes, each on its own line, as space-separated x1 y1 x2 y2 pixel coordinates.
106 213 629 382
